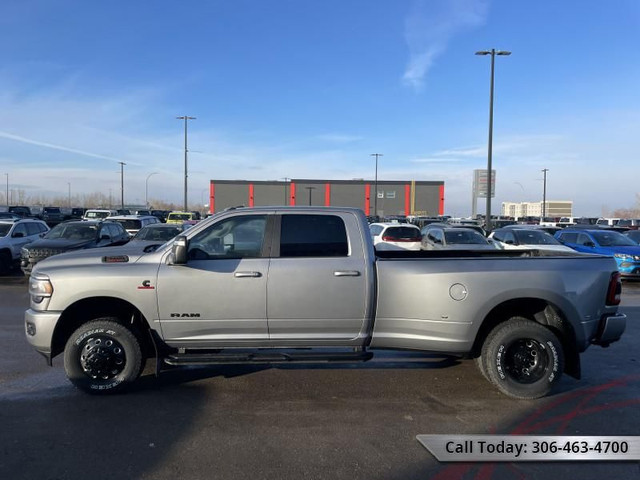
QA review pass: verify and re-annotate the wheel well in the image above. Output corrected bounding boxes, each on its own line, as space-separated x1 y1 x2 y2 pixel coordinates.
51 297 154 360
471 298 581 379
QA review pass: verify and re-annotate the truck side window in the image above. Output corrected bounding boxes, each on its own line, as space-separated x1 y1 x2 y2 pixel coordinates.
280 215 348 257
188 215 267 260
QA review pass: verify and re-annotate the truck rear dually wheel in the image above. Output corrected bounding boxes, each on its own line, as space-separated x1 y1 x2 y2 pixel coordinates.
63 319 143 394
481 317 564 399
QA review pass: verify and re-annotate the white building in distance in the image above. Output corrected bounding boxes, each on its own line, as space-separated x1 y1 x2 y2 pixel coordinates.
501 201 573 219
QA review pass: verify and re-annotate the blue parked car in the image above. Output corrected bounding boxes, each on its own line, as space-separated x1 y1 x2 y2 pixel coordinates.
555 229 640 279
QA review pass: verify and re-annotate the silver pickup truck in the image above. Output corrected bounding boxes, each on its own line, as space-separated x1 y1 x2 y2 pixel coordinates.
24 207 626 399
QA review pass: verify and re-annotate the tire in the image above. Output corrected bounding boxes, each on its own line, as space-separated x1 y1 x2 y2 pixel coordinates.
481 317 564 399
64 319 143 394
474 355 490 382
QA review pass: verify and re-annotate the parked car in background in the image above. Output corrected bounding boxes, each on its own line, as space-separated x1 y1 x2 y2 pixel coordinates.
8 205 33 218
63 207 86 220
617 219 640 229
127 223 190 252
369 222 422 251
0 212 23 221
0 218 49 273
489 228 574 253
107 215 160 237
421 225 496 250
20 220 130 275
40 206 64 226
151 209 169 222
83 209 118 221
166 211 199 225
623 230 640 244
555 229 640 279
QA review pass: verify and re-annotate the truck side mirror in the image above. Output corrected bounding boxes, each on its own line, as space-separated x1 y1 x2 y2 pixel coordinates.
584 241 595 247
172 235 188 265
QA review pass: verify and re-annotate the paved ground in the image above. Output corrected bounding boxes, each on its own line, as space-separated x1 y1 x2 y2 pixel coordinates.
0 276 639 480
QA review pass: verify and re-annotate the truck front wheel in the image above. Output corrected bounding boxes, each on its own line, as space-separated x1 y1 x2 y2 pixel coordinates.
63 319 143 394
481 317 564 399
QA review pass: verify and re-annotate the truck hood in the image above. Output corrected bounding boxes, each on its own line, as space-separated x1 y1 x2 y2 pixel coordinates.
34 244 150 271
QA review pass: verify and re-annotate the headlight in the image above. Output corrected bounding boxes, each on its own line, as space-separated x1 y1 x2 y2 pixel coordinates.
21 247 29 257
614 253 632 260
29 274 53 309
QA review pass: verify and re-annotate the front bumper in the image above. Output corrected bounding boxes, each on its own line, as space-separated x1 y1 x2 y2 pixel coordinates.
591 312 626 347
24 309 62 362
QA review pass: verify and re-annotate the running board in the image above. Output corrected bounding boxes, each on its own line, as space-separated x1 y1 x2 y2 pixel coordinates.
164 350 373 366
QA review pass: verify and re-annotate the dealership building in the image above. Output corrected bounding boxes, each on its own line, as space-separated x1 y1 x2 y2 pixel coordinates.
207 179 445 217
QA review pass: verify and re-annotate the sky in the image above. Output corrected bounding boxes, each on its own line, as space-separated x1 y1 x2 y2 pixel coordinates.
0 0 639 216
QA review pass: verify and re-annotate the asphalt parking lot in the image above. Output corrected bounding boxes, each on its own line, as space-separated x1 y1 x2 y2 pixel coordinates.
0 276 639 480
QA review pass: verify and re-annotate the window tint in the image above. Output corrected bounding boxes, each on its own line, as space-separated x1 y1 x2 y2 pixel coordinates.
383 226 420 240
280 215 348 257
444 230 488 245
26 222 41 236
13 223 28 237
369 225 384 237
188 215 267 259
559 232 578 244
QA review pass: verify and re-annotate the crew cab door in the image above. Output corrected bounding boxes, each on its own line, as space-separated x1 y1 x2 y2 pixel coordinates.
156 214 272 345
266 212 371 345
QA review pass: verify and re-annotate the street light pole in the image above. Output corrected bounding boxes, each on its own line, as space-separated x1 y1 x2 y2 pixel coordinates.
118 162 126 210
541 168 549 221
475 48 511 231
145 172 159 208
67 182 71 207
370 153 383 217
4 173 8 209
177 116 196 211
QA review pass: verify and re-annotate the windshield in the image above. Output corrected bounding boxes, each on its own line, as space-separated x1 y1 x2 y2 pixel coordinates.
45 224 97 240
44 207 61 213
444 230 488 244
133 226 183 241
592 231 637 247
514 230 562 245
0 224 11 237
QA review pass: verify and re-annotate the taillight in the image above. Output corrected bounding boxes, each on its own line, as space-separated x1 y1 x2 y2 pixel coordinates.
606 272 622 305
382 236 421 242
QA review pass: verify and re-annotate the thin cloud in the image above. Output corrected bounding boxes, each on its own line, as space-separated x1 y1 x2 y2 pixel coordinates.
0 130 141 165
316 133 363 143
403 0 490 90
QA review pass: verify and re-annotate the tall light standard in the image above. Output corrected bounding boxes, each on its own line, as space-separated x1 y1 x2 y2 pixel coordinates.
118 162 126 210
4 173 8 209
145 172 159 208
541 168 549 221
370 153 383 217
177 115 196 211
475 48 511 231
67 182 71 207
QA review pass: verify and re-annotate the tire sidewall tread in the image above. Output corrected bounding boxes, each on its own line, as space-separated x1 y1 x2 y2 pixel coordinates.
64 318 143 394
482 317 564 400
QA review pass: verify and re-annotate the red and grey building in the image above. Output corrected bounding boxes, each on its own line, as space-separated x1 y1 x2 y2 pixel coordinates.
207 179 444 217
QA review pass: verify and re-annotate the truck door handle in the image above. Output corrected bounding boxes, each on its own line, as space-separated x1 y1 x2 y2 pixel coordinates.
234 271 262 278
334 270 361 277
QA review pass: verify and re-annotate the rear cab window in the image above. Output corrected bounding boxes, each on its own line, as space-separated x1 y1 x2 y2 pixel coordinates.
279 214 348 257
